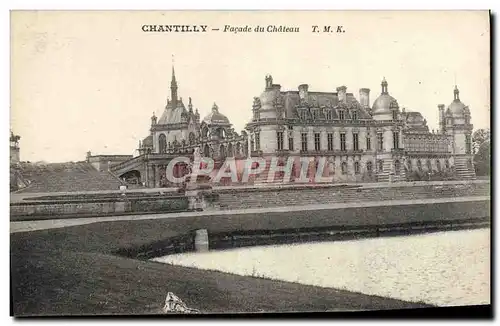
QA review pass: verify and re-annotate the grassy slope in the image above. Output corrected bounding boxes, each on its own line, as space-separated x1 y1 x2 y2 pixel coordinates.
10 210 442 316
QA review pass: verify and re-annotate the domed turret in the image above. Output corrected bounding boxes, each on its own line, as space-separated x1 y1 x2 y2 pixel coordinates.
371 77 398 119
203 102 230 125
446 85 466 117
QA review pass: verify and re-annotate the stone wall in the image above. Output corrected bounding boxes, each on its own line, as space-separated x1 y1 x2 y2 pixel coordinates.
10 195 190 220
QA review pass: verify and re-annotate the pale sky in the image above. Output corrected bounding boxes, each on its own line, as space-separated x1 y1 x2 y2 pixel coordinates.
11 11 490 163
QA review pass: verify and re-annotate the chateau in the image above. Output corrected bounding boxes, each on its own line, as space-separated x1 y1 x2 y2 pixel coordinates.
96 66 475 187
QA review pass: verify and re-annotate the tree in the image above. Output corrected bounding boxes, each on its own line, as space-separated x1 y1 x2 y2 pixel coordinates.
474 140 490 176
472 128 490 154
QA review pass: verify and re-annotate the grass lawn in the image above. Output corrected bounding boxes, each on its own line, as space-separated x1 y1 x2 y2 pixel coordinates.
10 208 446 316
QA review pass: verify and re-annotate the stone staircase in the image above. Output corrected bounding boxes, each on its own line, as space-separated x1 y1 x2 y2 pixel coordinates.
454 156 476 181
376 159 406 183
216 182 490 210
13 162 126 193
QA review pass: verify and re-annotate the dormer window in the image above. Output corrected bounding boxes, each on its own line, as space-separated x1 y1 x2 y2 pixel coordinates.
352 110 358 121
339 110 345 120
300 110 307 120
326 110 333 120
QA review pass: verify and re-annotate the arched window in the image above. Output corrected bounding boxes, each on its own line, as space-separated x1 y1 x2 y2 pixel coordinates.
426 159 432 171
158 134 167 154
417 159 422 171
394 160 400 175
236 142 241 156
436 160 441 171
201 126 209 138
203 144 210 157
341 161 347 175
366 161 373 175
354 161 360 174
216 128 225 139
220 144 226 159
227 143 234 157
378 160 384 172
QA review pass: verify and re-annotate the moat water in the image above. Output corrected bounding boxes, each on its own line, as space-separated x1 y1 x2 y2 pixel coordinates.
152 228 490 306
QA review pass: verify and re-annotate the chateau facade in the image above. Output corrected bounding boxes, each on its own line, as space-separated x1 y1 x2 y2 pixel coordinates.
245 75 475 182
105 67 475 186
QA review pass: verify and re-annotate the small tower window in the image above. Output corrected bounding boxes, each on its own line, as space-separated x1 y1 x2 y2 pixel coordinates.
392 110 398 121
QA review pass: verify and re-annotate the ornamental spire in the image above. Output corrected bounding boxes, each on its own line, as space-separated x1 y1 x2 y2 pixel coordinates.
170 54 178 103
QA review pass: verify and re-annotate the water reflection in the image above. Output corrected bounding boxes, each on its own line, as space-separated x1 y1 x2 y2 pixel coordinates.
153 228 490 306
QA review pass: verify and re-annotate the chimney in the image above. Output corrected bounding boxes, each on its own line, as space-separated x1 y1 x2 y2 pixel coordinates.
298 84 309 100
337 86 347 103
359 88 370 108
438 104 445 132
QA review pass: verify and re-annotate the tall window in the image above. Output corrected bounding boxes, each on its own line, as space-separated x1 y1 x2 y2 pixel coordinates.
353 133 359 151
394 160 400 175
312 110 318 120
255 133 260 151
158 133 167 154
354 161 360 174
436 160 441 171
289 135 294 151
327 133 334 151
366 136 371 151
417 159 422 171
277 131 284 151
326 110 333 120
465 135 472 154
352 110 358 120
301 133 308 152
341 161 347 174
426 159 432 171
445 159 450 169
340 133 346 151
377 132 384 151
393 131 399 149
392 110 398 121
339 110 345 120
314 133 321 151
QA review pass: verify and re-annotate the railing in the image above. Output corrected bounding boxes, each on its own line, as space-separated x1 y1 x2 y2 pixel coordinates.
299 149 364 155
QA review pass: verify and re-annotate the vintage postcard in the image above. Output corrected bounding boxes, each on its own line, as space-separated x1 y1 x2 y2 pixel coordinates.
10 10 491 317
